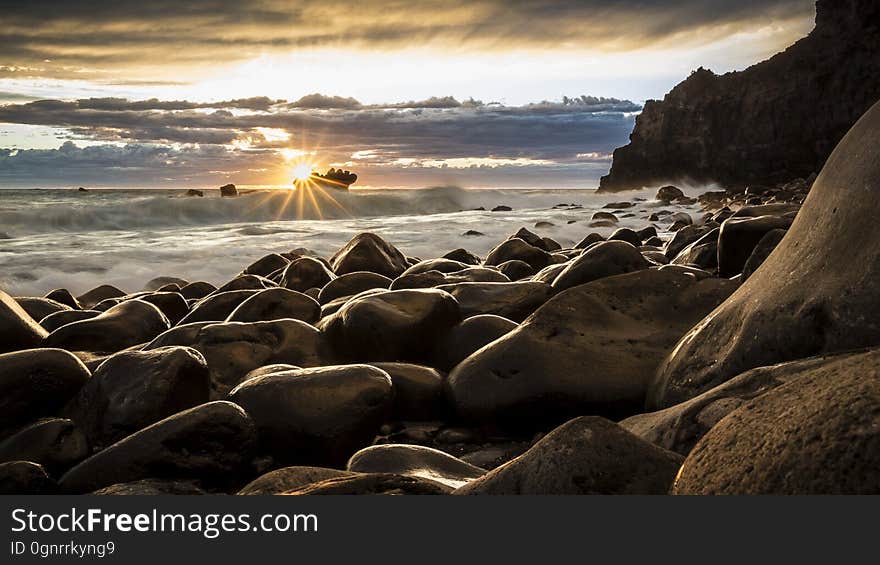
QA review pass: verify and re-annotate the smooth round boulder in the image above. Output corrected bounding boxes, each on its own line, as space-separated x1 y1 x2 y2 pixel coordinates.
0 418 88 474
143 276 188 292
551 240 650 291
319 289 461 363
436 282 552 323
281 257 336 292
741 228 787 280
178 290 259 324
671 228 719 271
179 281 216 300
317 272 391 305
442 248 481 265
430 314 518 372
58 401 256 493
575 233 605 249
497 260 534 281
43 299 170 353
61 346 211 450
455 417 683 495
0 348 91 430
717 215 793 277
652 101 880 409
0 289 48 353
0 461 56 494
238 466 356 495
44 288 81 309
608 227 642 247
214 274 274 293
76 285 125 309
330 233 409 278
228 365 394 466
284 473 450 495
93 479 207 495
39 309 100 332
16 297 71 321
656 185 685 203
672 348 880 494
348 444 485 489
664 224 715 259
243 253 290 277
367 362 447 420
137 292 189 325
400 259 471 276
485 238 552 271
448 269 736 428
226 287 320 324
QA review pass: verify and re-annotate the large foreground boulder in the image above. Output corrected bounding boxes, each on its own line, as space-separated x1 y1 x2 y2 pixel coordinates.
651 99 880 409
0 418 88 473
551 240 650 291
673 348 880 494
454 417 683 495
43 300 169 353
0 289 48 353
448 269 736 428
330 233 409 278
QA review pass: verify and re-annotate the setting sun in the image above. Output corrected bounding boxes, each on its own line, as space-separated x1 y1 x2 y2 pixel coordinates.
291 163 314 182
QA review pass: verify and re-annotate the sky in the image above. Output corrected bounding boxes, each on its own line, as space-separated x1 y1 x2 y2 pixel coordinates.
0 0 817 189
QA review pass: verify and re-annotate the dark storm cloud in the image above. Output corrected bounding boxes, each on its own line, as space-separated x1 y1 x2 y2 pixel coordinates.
0 0 815 78
0 94 637 186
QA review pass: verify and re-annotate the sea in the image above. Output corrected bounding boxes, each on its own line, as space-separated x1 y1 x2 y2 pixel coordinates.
0 186 703 296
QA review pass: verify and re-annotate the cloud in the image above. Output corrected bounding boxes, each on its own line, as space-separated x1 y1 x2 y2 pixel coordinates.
0 1 815 79
0 93 638 187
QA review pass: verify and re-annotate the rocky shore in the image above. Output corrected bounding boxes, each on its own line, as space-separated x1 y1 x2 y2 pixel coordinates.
2 102 880 495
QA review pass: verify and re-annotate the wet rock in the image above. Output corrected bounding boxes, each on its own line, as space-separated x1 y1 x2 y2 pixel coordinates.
281 257 336 292
591 211 618 222
243 253 290 277
62 347 211 450
214 274 274 293
491 205 512 212
551 241 650 292
497 260 534 281
656 185 686 203
742 228 787 280
16 297 71 321
442 248 482 265
0 418 88 473
348 444 485 489
178 290 259 324
44 300 169 353
39 310 100 332
368 362 446 420
436 281 552 323
179 281 216 300
485 238 552 271
608 227 642 246
220 183 238 197
238 466 356 495
228 365 393 466
390 267 508 290
93 479 207 495
430 314 518 372
285 472 450 494
330 233 409 278
319 289 461 363
401 258 472 276
0 348 90 430
138 292 189 325
143 277 188 292
574 233 605 249
226 288 320 324
462 230 485 236
455 417 682 494
317 272 391 305
146 319 325 397
76 285 125 309
717 215 793 277
603 201 634 209
531 262 568 284
0 289 48 353
642 250 670 265
0 461 56 494
58 401 256 493
44 288 81 309
665 224 715 259
671 228 719 271
448 269 736 428
672 348 880 494
541 237 562 251
240 364 301 382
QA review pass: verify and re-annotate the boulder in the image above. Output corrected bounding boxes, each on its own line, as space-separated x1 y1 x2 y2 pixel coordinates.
401 259 472 276
330 233 409 278
574 233 605 249
226 288 320 324
717 215 793 277
672 348 880 494
280 257 336 292
58 401 256 493
651 100 880 409
238 466 356 495
227 365 394 466
43 300 169 353
40 310 101 333
220 183 237 197
44 288 81 309
214 274 274 293
284 473 450 495
430 314 518 372
16 297 71 321
656 185 685 203
76 285 125 309
497 260 535 281
62 347 211 450
391 267 508 290
0 289 48 353
0 348 91 430
670 228 719 271
348 444 485 489
741 228 787 280
442 248 482 265
317 272 391 304
448 269 736 428
436 281 552 323
243 253 290 277
137 292 189 325
178 290 259 324
551 241 650 291
0 418 88 473
319 289 461 363
665 225 715 259
454 417 683 494
0 461 56 494
145 319 325 397
484 238 552 271
608 227 642 247
93 479 207 495
179 281 216 300
368 362 447 420
143 276 188 291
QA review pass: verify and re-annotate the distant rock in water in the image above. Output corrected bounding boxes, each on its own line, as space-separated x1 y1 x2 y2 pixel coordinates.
77 187 88 192
219 184 237 197
184 189 204 197
598 0 880 192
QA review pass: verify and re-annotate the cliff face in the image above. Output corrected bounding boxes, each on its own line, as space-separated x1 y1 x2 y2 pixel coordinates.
598 0 880 192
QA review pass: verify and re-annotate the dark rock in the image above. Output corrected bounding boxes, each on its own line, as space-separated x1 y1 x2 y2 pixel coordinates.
672 348 880 494
497 260 535 281
671 228 719 271
228 365 393 466
436 281 552 323
76 285 125 309
319 289 461 363
574 233 605 249
226 288 320 324
348 444 485 489
0 348 90 430
540 237 561 252
599 0 880 191
717 215 794 277
0 418 88 473
442 248 481 265
44 288 81 309
591 211 618 222
0 461 56 494
603 201 634 209
608 227 642 246
400 259 471 277
14 297 70 322
243 253 289 277
59 401 256 493
485 238 552 271
44 300 169 353
531 263 568 284
448 269 736 428
665 224 715 259
551 241 649 291
367 363 446 420
62 347 211 450
178 290 259 324
39 310 100 332
281 257 336 292
184 189 204 198
220 183 237 197
454 417 683 494
742 228 787 280
238 466 355 495
138 292 189 325
430 315 517 372
491 205 512 212
317 272 392 304
462 230 485 236
214 274 274 293
656 185 686 202
93 479 207 495
143 276 188 292
319 288 385 318
0 289 48 353
240 364 301 382
330 233 409 278
285 473 450 494
179 281 216 300
390 267 507 290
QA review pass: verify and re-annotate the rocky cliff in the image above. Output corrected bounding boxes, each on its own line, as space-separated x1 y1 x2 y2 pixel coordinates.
598 0 880 192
